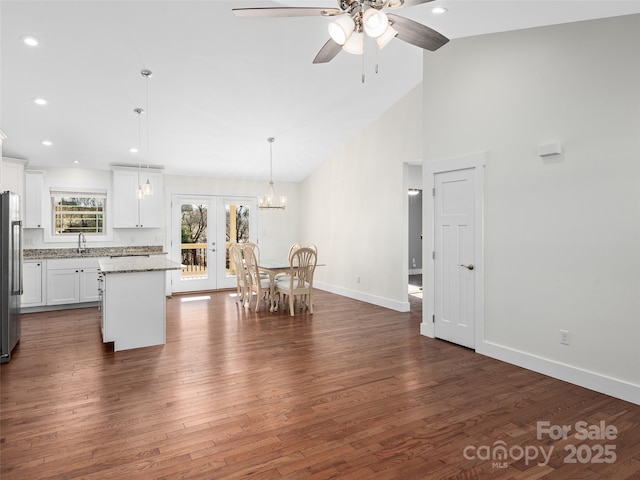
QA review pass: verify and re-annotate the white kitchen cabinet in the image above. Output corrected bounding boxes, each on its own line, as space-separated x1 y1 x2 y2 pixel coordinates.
46 258 102 306
22 260 46 306
47 268 80 305
24 171 44 228
79 267 101 302
112 169 162 228
0 158 25 198
101 270 166 351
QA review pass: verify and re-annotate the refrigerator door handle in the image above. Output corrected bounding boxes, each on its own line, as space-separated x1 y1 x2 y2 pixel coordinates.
12 220 23 296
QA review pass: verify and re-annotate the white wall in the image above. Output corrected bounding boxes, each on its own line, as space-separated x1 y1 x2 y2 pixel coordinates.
300 84 423 311
422 15 640 400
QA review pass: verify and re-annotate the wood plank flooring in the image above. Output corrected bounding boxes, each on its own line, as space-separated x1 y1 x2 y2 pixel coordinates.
1 290 639 479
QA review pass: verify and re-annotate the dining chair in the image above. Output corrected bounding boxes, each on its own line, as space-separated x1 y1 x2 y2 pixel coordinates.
242 243 271 312
275 242 301 283
245 241 269 279
229 243 250 306
275 247 317 316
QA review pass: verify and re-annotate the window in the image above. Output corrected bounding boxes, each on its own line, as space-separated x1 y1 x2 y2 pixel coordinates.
51 189 106 235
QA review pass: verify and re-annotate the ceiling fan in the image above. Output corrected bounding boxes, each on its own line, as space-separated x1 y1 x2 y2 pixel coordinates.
232 0 449 64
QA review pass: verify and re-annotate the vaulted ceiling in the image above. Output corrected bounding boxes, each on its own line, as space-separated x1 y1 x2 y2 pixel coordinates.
2 1 639 182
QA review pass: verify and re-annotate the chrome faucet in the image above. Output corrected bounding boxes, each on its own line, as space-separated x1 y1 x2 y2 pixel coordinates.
77 232 87 253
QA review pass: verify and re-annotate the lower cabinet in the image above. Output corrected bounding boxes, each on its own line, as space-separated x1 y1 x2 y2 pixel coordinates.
46 258 103 306
22 260 46 307
101 270 166 351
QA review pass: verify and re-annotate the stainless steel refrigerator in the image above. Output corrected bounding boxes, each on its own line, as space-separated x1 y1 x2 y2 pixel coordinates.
1 191 22 363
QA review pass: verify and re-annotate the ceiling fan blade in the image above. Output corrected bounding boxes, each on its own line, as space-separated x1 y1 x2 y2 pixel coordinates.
385 0 435 9
387 13 449 51
312 38 342 64
232 7 341 18
398 0 436 8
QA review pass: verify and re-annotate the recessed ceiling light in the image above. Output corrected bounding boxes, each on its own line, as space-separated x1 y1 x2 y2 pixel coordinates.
42 140 52 146
73 160 79 164
432 7 448 15
129 147 139 153
21 35 39 47
32 97 48 106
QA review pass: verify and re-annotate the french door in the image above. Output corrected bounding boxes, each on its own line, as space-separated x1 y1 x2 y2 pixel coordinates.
171 195 256 293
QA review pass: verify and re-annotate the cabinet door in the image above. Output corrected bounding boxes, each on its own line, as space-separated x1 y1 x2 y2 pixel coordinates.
46 269 80 305
22 261 44 306
79 267 101 302
24 172 44 228
0 161 24 197
137 171 162 228
112 170 139 228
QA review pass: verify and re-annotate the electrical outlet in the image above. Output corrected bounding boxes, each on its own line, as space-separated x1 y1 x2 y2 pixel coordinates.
356 276 360 284
560 330 570 345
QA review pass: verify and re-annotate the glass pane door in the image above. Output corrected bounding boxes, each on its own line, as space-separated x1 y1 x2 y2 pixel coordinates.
218 198 256 289
171 196 217 292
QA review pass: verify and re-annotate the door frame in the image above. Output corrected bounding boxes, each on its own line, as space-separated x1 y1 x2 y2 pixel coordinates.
421 152 486 353
168 193 259 294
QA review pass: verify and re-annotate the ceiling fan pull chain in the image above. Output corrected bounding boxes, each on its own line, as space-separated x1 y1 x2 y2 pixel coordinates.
361 40 366 83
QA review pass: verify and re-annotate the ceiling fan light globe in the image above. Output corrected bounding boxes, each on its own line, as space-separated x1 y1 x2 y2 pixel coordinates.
376 25 397 49
328 14 355 45
342 31 364 55
363 9 389 38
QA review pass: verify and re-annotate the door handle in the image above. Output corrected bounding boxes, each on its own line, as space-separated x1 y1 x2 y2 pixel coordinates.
460 264 474 270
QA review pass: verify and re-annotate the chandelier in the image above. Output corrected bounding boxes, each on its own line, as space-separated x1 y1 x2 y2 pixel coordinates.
258 137 286 210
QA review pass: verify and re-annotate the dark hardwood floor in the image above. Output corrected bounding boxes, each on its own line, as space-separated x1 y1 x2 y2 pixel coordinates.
1 290 638 479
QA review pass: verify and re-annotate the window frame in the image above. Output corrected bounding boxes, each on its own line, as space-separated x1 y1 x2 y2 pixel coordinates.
50 188 107 237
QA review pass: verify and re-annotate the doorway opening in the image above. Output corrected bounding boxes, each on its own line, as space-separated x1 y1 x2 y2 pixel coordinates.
407 163 423 305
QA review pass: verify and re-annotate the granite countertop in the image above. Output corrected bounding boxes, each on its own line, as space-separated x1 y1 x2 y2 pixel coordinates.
98 256 183 274
24 245 166 260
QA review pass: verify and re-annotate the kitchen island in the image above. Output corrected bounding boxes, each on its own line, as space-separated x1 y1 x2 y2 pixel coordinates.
98 256 182 351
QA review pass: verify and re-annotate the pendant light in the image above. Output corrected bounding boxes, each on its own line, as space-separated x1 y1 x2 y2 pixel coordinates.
133 107 145 199
141 69 153 196
258 137 286 210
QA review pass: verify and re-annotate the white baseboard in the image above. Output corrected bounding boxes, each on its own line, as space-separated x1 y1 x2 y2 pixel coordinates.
409 268 423 276
315 282 410 312
478 340 640 405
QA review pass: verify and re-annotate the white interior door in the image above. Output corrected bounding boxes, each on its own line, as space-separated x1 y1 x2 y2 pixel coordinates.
434 168 476 348
171 195 218 293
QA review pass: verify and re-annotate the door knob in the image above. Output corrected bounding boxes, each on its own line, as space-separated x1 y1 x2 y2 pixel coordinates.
460 264 474 270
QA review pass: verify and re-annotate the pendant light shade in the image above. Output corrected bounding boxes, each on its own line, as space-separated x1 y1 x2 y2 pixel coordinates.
363 9 389 38
328 14 355 45
142 178 153 196
258 137 286 210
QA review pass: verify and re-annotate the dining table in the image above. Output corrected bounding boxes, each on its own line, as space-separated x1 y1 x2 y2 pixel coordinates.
258 259 291 312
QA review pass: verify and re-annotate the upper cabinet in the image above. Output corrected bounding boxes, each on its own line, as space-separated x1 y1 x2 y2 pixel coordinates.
24 171 44 228
112 169 163 228
1 157 25 198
